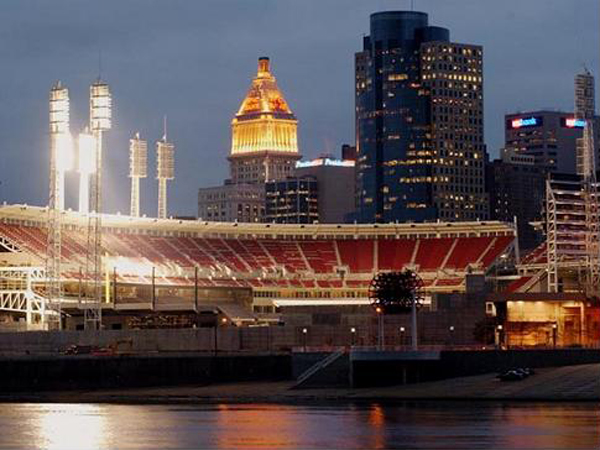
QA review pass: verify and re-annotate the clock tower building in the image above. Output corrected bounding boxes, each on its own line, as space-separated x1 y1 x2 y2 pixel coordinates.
228 57 301 184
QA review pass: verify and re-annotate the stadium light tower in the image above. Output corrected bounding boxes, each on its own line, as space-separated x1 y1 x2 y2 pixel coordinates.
129 132 148 217
84 79 112 330
46 81 72 329
78 129 96 214
89 80 112 214
156 118 174 219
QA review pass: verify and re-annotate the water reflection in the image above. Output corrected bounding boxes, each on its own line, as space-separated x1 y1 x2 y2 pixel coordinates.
34 404 109 450
0 402 596 449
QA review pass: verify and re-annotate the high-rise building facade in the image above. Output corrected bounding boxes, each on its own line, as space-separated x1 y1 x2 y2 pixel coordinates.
265 176 318 224
355 11 488 223
295 157 356 223
505 72 600 176
486 149 545 251
198 183 264 222
505 110 594 174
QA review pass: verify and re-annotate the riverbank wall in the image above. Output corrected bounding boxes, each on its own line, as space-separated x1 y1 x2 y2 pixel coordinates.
351 349 600 387
0 353 291 391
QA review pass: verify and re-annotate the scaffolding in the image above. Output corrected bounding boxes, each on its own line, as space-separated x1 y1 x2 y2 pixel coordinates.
577 70 600 295
0 267 49 328
546 70 599 295
545 175 588 292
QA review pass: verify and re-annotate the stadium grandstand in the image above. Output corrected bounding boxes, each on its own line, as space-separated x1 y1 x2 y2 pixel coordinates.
0 204 516 330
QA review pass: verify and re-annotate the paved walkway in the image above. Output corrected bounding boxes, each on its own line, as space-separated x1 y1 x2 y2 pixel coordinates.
355 364 600 401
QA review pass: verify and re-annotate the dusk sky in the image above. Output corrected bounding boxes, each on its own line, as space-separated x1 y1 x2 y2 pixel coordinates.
0 0 598 217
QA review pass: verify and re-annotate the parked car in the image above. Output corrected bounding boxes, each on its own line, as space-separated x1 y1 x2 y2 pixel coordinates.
496 367 535 382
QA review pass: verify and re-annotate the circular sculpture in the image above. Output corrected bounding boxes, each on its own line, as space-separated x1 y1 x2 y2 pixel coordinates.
369 270 424 314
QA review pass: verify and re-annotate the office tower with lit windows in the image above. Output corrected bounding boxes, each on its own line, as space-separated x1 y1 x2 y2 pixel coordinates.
505 110 596 174
265 176 319 224
486 149 546 251
355 11 488 223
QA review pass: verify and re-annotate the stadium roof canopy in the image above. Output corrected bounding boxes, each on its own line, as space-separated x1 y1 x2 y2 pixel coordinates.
0 204 516 240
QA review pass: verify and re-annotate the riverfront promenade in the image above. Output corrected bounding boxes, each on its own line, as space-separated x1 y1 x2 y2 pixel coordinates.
1 364 598 404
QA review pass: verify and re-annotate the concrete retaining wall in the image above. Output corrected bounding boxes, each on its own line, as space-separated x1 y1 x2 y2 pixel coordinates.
0 353 291 391
351 349 600 387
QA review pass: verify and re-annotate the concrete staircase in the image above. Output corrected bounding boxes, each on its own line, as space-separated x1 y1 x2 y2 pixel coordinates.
292 350 350 389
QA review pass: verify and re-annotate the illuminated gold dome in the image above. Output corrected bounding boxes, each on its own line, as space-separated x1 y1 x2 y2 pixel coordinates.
231 57 299 156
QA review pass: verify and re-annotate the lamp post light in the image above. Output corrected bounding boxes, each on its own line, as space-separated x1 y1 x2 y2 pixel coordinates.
375 307 384 350
496 324 504 349
449 325 455 348
400 326 406 347
552 323 558 348
302 327 308 352
350 327 357 346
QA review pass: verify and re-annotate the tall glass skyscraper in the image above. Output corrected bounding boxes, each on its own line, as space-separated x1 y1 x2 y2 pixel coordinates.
355 11 488 223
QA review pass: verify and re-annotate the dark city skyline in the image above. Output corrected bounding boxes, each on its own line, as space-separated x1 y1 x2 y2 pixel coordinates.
0 0 597 217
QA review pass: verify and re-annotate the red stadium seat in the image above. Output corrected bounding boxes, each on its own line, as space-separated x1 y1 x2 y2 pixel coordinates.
414 238 454 271
336 240 374 272
0 221 515 294
377 239 416 271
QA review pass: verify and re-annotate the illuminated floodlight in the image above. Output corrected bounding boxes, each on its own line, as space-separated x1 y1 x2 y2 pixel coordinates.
78 132 97 174
78 131 96 214
129 133 148 178
56 133 74 172
156 140 175 180
90 81 112 131
49 83 69 134
156 136 175 219
129 133 148 217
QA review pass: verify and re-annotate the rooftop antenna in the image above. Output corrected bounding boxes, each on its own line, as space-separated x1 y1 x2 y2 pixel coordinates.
163 115 167 141
98 50 102 81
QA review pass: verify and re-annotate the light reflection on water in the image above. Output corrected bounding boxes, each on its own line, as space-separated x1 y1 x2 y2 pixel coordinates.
0 402 597 449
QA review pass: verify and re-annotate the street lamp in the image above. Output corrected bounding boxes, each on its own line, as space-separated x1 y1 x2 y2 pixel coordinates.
449 325 455 348
302 327 308 352
350 327 356 346
400 326 406 346
375 307 384 350
552 323 558 348
496 324 504 349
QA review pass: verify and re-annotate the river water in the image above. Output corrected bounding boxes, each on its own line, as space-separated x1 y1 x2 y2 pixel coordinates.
0 402 597 449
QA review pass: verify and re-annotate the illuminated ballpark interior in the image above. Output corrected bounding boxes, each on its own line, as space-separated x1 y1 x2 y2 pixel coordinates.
0 204 516 330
